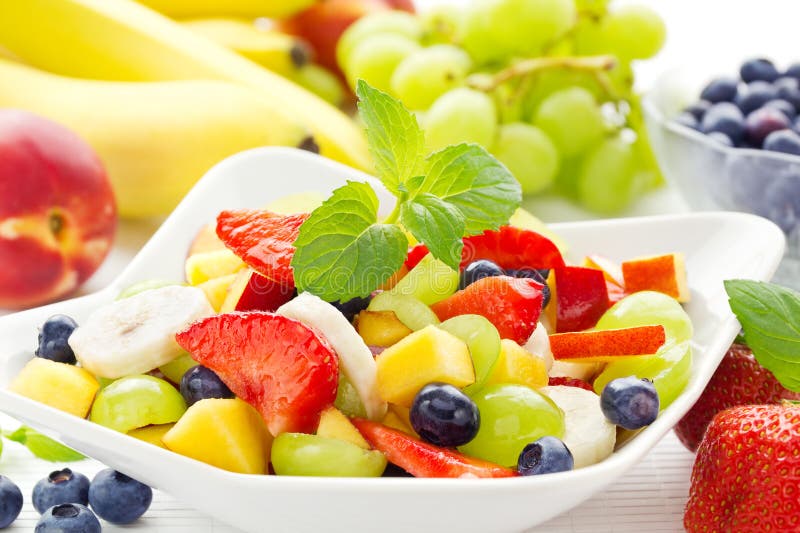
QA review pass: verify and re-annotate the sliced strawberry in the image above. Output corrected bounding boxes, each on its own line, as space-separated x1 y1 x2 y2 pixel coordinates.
547 376 595 392
404 243 430 270
430 275 544 344
351 419 517 478
216 209 309 286
554 266 611 332
175 312 338 436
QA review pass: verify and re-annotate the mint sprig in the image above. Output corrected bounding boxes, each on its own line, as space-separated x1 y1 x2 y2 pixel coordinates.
724 279 800 392
291 80 521 301
3 426 85 462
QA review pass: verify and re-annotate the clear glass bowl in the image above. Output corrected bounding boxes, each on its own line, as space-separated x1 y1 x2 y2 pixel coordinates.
643 67 800 287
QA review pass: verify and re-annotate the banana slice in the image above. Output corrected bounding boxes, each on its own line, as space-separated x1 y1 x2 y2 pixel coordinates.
523 321 553 371
276 292 387 421
69 285 214 379
542 385 616 469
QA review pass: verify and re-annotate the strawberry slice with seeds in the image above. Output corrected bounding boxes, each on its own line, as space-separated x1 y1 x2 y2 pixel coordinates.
352 419 517 478
175 312 338 436
547 376 595 392
430 275 544 344
216 209 309 287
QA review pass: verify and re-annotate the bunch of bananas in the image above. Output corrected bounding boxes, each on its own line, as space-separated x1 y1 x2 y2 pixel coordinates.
0 0 367 218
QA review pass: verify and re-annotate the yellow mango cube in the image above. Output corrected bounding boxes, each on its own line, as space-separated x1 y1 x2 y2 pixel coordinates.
9 358 99 418
197 273 237 311
375 325 474 407
163 398 272 475
486 339 548 389
316 406 369 449
355 310 413 347
127 424 174 449
184 249 245 285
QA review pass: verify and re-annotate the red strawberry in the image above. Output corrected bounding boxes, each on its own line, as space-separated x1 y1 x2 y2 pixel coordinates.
216 209 309 287
175 312 338 436
547 376 595 392
674 343 800 452
684 404 800 532
430 275 544 344
351 419 517 478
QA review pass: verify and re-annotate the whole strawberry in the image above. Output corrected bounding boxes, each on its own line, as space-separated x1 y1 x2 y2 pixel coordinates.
684 404 800 532
673 343 800 452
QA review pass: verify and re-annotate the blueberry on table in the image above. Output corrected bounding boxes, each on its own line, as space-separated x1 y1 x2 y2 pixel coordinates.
744 107 790 146
517 436 574 476
36 314 78 365
701 102 745 144
763 98 796 120
734 81 778 115
0 475 23 528
35 503 101 533
785 63 800 80
773 77 800 110
740 58 780 83
600 376 659 430
180 365 234 406
700 77 738 103
88 469 152 525
410 382 480 447
458 259 504 290
763 129 800 156
32 468 90 514
684 100 711 121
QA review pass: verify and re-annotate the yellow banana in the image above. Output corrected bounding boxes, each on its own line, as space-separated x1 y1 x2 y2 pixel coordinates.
136 0 317 19
181 17 310 77
0 59 309 218
0 0 371 171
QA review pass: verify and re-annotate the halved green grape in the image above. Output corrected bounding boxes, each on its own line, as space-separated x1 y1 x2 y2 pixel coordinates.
334 372 368 419
459 383 564 467
576 135 638 214
271 433 387 477
116 279 178 300
291 64 345 107
390 253 459 305
159 353 198 384
390 44 472 110
601 5 666 60
90 375 187 433
368 291 440 331
420 4 464 45
344 34 420 93
533 87 605 157
424 87 498 153
439 315 501 394
336 11 423 72
492 122 559 194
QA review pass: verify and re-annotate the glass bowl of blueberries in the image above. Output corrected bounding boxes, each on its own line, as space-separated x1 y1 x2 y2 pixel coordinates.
643 58 800 286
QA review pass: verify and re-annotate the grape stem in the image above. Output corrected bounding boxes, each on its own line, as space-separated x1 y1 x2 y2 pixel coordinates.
467 55 617 93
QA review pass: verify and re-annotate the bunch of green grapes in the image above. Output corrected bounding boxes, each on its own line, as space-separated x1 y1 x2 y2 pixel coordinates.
336 1 666 214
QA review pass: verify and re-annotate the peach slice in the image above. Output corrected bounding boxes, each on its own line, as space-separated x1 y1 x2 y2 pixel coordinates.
621 253 689 302
550 325 666 363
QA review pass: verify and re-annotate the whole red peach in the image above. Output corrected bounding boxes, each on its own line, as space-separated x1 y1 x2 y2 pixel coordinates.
0 109 116 309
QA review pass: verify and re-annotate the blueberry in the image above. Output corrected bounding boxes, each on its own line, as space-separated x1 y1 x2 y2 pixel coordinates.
683 100 711 121
674 112 699 130
410 382 479 447
330 296 370 322
600 376 659 430
35 504 101 533
740 58 780 83
32 468 90 514
180 365 234 406
458 259 504 290
699 77 738 103
785 63 800 80
36 315 78 364
88 469 152 525
508 268 551 308
734 81 778 115
773 77 800 110
517 436 574 476
701 102 745 144
707 131 734 147
763 129 800 156
745 107 791 146
763 98 797 120
0 475 23 528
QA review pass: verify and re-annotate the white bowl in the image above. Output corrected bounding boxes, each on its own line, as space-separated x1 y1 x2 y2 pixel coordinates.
0 148 786 533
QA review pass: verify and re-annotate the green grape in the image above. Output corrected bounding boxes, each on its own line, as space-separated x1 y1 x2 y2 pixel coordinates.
424 87 498 153
592 291 694 408
292 64 345 107
116 279 178 300
439 315 501 393
334 372 367 419
459 0 576 64
336 11 422 71
390 44 472 110
576 134 638 214
368 291 440 331
344 34 420 93
575 0 609 16
552 155 584 199
390 253 459 305
601 5 666 60
271 433 387 477
459 383 564 467
159 353 198 384
420 4 464 45
533 87 605 157
572 15 606 55
90 375 187 433
492 122 559 194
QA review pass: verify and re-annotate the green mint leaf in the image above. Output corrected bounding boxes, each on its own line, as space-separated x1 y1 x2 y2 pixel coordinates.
420 143 522 235
5 426 85 462
400 194 465 270
724 279 800 392
292 181 408 302
356 80 424 195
